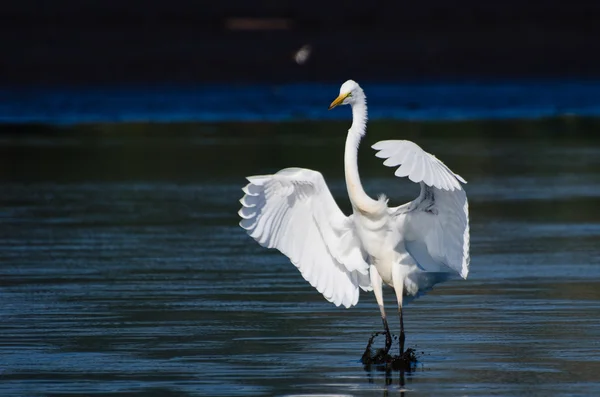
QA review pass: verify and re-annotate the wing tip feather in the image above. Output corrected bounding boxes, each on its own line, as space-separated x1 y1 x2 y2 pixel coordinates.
460 264 469 279
237 207 254 220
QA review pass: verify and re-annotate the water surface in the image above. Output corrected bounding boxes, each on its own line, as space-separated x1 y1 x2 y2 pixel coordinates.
1 122 599 396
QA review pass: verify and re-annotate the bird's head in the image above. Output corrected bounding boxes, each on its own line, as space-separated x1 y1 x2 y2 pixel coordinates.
329 80 362 110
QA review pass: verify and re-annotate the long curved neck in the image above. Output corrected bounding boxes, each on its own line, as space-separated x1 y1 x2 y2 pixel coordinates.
344 94 378 213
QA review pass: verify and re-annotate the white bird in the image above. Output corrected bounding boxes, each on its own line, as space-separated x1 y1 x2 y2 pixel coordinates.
239 80 470 354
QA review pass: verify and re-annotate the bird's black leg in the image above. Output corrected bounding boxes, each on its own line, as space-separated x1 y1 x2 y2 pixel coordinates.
360 316 392 364
382 316 392 353
399 307 406 355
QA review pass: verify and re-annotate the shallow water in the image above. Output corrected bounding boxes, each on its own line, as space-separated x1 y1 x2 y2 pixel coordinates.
1 123 600 396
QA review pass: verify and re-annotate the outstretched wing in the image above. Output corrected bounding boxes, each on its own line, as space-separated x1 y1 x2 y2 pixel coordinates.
372 140 470 279
239 167 371 308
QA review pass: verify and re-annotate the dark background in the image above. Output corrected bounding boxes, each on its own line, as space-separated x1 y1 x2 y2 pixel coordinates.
2 1 600 85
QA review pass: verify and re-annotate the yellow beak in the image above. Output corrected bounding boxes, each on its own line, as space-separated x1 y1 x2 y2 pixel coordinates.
328 93 350 110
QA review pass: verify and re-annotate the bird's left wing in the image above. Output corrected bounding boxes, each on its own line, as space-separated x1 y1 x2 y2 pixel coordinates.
372 140 470 279
239 167 371 308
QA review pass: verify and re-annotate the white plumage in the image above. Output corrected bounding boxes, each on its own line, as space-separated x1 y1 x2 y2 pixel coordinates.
239 168 371 309
373 140 470 279
239 80 470 353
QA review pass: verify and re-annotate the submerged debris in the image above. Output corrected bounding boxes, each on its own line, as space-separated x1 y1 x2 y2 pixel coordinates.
360 332 419 372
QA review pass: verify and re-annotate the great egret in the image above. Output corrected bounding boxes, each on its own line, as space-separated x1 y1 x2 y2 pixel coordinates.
239 80 470 355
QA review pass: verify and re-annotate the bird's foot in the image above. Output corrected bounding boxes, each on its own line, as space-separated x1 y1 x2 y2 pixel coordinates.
361 332 419 372
388 347 418 372
360 331 389 365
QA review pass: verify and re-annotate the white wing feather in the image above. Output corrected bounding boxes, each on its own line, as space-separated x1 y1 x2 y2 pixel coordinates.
239 167 371 308
372 140 470 279
373 140 466 191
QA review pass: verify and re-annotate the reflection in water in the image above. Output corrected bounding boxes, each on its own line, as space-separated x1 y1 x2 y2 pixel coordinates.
363 358 409 396
1 121 600 396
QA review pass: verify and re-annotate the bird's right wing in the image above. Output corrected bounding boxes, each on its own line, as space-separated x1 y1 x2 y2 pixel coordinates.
239 167 371 308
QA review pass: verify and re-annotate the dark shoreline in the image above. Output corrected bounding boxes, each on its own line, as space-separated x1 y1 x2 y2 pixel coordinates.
1 116 599 140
